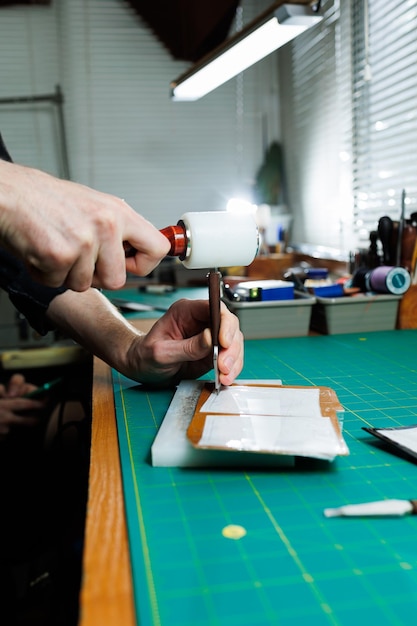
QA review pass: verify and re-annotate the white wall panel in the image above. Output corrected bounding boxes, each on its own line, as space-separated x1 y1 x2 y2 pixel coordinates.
0 4 61 175
0 0 278 229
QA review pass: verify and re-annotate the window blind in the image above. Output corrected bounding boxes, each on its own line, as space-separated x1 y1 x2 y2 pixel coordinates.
281 0 417 252
352 0 417 242
279 0 355 253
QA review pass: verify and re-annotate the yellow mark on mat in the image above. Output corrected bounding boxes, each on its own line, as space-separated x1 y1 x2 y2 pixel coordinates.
222 525 247 540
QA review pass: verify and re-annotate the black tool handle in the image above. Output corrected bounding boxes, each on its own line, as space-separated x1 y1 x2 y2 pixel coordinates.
378 216 394 265
208 270 221 349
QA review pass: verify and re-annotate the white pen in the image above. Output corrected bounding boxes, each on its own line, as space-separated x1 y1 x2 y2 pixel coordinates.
324 499 417 518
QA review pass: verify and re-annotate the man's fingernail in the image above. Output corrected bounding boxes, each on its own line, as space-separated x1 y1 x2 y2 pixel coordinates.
223 356 234 373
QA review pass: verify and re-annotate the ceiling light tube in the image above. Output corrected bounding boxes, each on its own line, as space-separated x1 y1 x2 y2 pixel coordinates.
170 3 322 102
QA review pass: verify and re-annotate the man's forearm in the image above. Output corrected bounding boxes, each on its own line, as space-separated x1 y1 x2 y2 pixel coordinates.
46 287 143 374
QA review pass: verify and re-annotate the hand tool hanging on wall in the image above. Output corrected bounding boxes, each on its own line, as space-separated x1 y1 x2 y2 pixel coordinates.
377 215 394 265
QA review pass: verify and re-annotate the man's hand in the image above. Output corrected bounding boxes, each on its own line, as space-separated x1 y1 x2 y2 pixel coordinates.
0 160 170 291
127 299 244 386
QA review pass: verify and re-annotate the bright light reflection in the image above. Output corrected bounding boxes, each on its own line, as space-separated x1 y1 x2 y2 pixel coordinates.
226 198 257 214
378 170 393 179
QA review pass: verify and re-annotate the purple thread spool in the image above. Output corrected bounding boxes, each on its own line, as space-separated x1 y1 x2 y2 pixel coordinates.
367 266 410 295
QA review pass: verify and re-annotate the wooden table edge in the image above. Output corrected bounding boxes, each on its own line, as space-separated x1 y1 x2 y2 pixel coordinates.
78 356 135 626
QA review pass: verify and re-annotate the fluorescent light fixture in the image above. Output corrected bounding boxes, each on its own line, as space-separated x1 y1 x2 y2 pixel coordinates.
171 3 322 102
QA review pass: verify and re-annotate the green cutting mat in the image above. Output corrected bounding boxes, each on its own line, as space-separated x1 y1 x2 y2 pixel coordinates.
113 330 417 626
103 286 209 318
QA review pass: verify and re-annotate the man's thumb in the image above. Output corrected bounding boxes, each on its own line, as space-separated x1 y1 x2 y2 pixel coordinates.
183 328 212 360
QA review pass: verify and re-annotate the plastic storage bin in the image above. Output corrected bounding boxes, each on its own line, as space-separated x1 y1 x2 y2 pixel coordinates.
223 293 316 339
310 293 402 335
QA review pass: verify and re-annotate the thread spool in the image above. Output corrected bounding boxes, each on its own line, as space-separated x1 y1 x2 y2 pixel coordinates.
161 211 259 269
367 266 410 295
